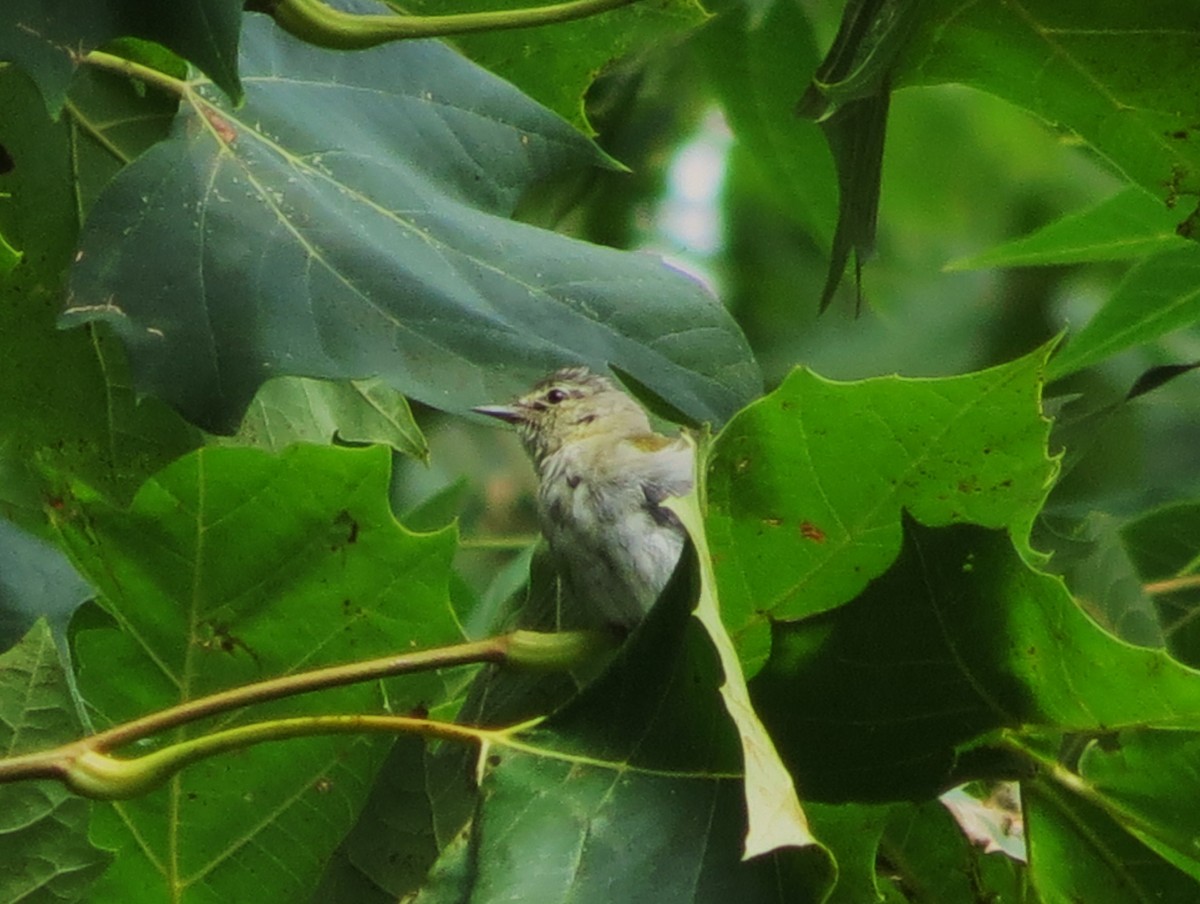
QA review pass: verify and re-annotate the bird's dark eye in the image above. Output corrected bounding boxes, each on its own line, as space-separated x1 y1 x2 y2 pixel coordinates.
546 388 568 404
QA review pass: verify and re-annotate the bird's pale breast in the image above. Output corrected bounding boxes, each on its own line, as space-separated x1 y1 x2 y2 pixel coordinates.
537 436 692 627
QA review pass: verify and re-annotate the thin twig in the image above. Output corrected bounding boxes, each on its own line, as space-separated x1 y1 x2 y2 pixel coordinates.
1144 573 1200 596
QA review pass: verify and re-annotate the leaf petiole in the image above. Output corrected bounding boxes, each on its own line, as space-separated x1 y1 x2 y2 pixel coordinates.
81 50 194 98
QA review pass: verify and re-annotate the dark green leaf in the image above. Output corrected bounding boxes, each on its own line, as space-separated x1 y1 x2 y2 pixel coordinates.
946 187 1191 271
751 518 1200 801
58 58 181 210
0 621 109 903
1126 361 1200 401
1035 512 1165 649
0 66 200 527
1 0 242 113
406 0 708 129
898 1 1200 213
1078 730 1200 879
797 0 924 310
1026 772 1200 901
804 801 896 904
317 736 475 901
814 92 888 311
66 19 760 433
798 0 920 119
706 345 1056 670
880 797 1026 902
53 444 465 904
419 544 835 903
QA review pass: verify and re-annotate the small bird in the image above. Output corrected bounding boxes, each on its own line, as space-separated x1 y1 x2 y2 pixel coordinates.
473 367 693 629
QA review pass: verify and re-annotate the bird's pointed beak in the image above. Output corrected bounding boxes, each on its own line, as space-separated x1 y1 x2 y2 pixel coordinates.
472 404 524 425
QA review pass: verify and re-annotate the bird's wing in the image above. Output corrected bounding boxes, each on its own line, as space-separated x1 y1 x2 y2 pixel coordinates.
623 435 694 528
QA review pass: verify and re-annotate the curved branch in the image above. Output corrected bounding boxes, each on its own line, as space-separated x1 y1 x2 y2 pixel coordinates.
0 629 608 795
269 0 640 49
64 714 501 799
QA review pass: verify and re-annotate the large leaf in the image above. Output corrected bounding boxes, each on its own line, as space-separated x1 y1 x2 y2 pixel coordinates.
897 1 1200 215
51 444 464 904
0 65 200 527
65 19 760 434
1048 245 1200 379
416 544 835 904
751 518 1200 803
706 346 1056 671
0 0 242 113
0 621 109 903
408 0 708 129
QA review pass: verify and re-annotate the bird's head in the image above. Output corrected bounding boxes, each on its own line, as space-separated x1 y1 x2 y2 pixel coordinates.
473 367 652 465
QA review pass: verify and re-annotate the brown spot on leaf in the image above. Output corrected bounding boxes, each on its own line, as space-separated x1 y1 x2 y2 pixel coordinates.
0 143 13 174
333 509 359 547
1176 207 1199 239
799 521 826 543
202 107 237 144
